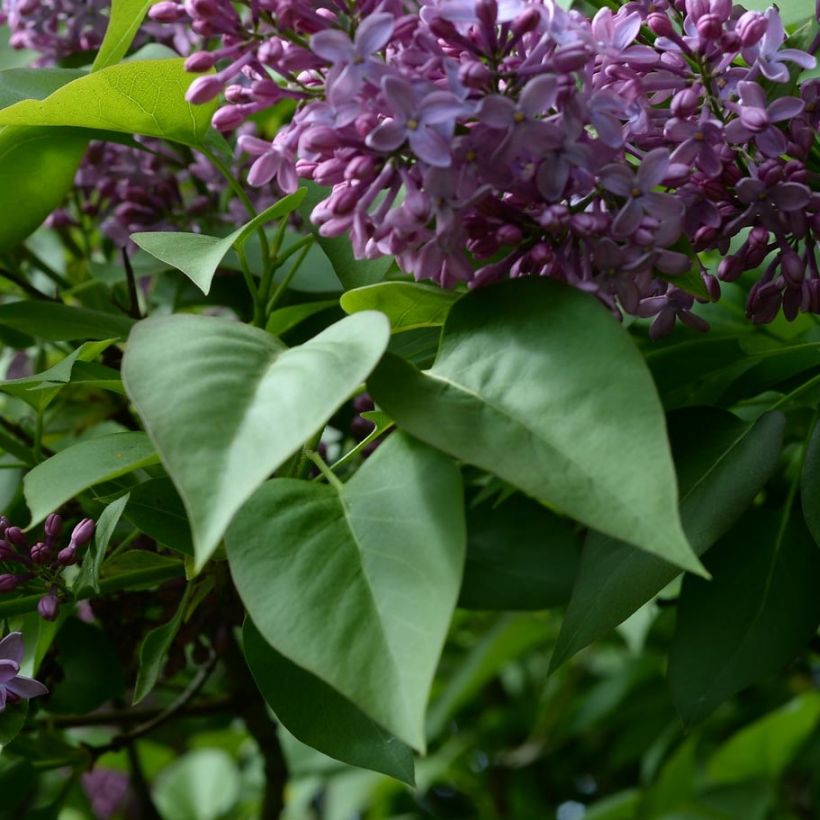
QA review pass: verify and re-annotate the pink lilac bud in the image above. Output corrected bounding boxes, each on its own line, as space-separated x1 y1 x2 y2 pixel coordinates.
648 12 674 37
44 513 63 540
696 14 722 42
70 518 96 549
37 590 59 622
512 7 541 35
0 574 21 592
781 251 805 286
211 105 246 131
185 51 216 72
736 11 768 48
0 516 9 537
57 545 78 566
5 527 26 549
186 75 223 104
149 1 186 22
30 542 51 565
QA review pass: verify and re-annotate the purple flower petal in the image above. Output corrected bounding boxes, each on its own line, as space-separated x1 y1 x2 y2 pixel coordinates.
696 146 723 178
723 118 753 143
736 178 765 203
420 91 466 125
758 59 789 83
771 182 811 211
0 632 23 665
593 113 624 148
478 95 516 128
737 81 767 110
755 126 786 158
536 155 571 201
613 12 641 51
599 164 633 197
247 152 280 187
777 49 817 70
636 148 670 191
519 75 558 119
664 118 697 141
0 660 18 684
310 30 354 64
0 687 6 712
643 191 683 222
409 127 452 167
767 96 804 122
366 118 407 152
5 675 48 700
381 75 417 121
237 135 272 157
612 198 643 238
355 13 395 56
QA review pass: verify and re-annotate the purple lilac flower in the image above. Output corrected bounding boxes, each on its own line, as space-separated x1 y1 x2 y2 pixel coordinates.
152 0 820 333
0 632 48 711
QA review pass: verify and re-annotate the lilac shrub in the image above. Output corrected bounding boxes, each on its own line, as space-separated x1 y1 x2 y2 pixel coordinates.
150 0 818 335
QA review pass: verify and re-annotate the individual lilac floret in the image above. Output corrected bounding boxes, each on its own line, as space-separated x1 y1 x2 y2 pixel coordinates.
0 632 48 711
725 82 804 157
741 8 817 83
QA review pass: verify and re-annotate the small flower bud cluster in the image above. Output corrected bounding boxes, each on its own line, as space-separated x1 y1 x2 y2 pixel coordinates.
153 0 820 335
0 513 96 622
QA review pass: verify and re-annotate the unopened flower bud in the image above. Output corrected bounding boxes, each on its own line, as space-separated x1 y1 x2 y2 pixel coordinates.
70 518 95 549
696 13 723 41
30 542 50 565
736 11 768 48
185 51 216 73
5 527 26 548
37 591 59 622
212 105 246 131
780 251 805 286
671 88 700 118
186 75 223 104
512 6 541 35
44 513 63 540
647 12 674 37
0 573 20 592
149 1 186 22
0 516 9 537
57 545 78 566
459 60 492 89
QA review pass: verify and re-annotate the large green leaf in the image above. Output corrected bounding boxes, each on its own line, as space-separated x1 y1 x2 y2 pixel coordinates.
801 418 820 548
124 477 193 555
0 127 88 253
226 433 465 750
552 409 785 669
243 620 415 784
707 693 820 785
668 511 820 723
131 190 307 294
368 278 700 573
123 312 390 570
458 495 580 610
23 432 158 527
341 282 460 332
0 59 215 147
0 301 132 341
153 749 240 820
739 0 813 25
0 68 87 109
93 0 160 70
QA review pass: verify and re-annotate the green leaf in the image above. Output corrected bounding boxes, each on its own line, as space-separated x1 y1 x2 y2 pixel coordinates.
552 409 785 670
23 432 158 528
341 282 460 333
46 618 125 714
124 477 193 556
0 68 87 109
707 692 820 785
99 550 184 592
740 0 814 25
0 127 88 253
0 301 133 341
458 494 580 610
123 312 390 570
265 299 339 337
131 190 308 294
668 510 820 723
300 181 394 289
153 749 240 820
75 493 130 598
93 0 160 70
801 418 820 548
133 585 191 704
227 433 465 750
368 278 701 573
0 702 28 746
243 620 415 784
0 59 216 147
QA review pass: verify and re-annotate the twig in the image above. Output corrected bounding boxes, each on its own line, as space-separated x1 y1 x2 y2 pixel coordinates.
125 741 162 820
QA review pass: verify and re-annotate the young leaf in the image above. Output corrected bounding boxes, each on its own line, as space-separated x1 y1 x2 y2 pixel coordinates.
243 620 415 784
801 418 820 547
552 409 785 670
123 312 390 570
0 127 88 253
23 432 158 527
75 493 130 598
0 59 216 147
668 511 820 723
93 0 161 71
133 585 191 704
368 278 701 574
0 301 133 341
341 282 460 332
131 190 307 294
226 433 465 751
459 495 580 610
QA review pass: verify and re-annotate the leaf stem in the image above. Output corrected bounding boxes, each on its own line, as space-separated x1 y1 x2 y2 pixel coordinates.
306 449 344 492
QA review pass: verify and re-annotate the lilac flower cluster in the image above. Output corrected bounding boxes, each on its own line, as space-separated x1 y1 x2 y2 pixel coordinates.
152 0 819 334
0 513 95 622
0 0 194 64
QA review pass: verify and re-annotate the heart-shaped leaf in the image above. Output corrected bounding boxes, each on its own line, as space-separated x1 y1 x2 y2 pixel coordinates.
368 278 701 573
226 433 465 750
243 620 415 783
123 312 390 570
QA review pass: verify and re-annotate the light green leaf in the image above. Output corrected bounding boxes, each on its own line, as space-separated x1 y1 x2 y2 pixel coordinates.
153 749 240 820
368 278 701 573
740 0 815 26
99 550 184 592
0 301 132 341
243 620 415 784
669 511 820 723
134 585 191 704
0 68 87 109
0 127 88 253
23 432 158 527
0 59 216 147
131 190 307 294
265 300 339 337
75 493 130 598
707 693 820 785
125 477 193 555
341 282 460 333
123 312 390 570
227 433 465 750
552 409 785 670
93 0 160 70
